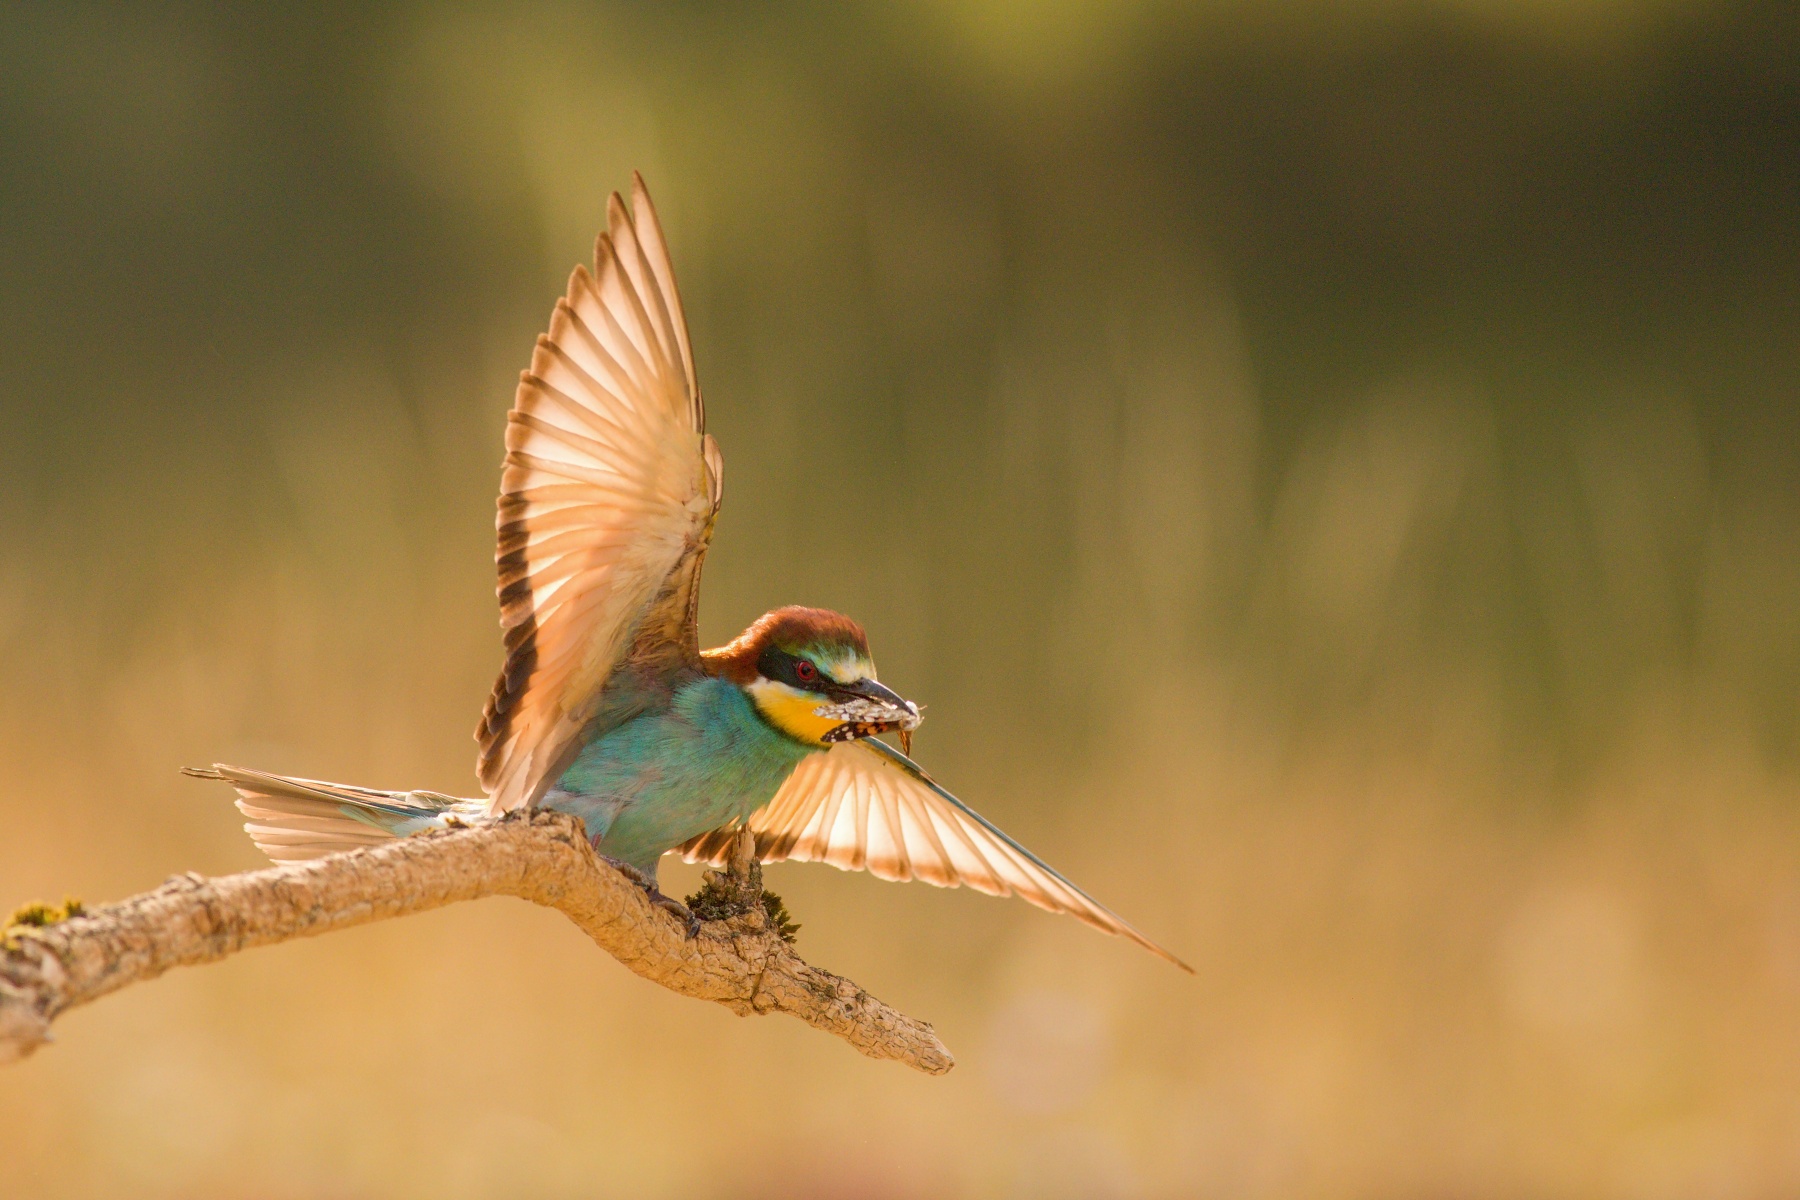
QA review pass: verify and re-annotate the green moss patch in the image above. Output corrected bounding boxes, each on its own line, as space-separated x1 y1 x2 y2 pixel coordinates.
685 868 800 945
3 895 85 949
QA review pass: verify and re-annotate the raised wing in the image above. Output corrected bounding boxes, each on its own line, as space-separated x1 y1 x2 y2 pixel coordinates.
477 174 723 815
679 739 1192 971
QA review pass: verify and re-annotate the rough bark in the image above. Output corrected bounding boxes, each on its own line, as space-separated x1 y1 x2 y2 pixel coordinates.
0 812 954 1074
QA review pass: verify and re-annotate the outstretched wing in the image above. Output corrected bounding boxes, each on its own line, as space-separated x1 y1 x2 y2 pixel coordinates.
477 174 723 815
678 739 1192 971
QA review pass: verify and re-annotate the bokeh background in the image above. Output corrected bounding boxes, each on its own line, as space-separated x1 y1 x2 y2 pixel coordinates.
4 2 1799 1196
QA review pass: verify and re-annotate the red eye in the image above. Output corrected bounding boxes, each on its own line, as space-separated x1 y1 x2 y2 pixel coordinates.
795 660 818 683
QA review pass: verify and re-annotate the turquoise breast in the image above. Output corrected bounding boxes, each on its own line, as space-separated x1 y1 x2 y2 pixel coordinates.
542 675 816 877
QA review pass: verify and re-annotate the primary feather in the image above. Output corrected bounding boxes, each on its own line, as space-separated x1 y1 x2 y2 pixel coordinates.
476 174 722 815
678 740 1193 972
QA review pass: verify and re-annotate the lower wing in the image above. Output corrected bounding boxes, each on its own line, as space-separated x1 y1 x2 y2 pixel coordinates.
677 739 1192 972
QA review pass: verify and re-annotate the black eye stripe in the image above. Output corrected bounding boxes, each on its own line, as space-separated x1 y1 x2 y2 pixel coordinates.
757 646 823 689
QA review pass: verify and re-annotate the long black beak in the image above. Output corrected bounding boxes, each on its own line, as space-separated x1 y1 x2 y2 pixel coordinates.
818 677 923 754
828 677 914 711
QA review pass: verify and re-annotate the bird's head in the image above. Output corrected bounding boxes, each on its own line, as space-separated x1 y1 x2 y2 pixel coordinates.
705 606 922 752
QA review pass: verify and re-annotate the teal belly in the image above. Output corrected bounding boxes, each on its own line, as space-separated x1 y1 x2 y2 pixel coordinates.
543 676 814 878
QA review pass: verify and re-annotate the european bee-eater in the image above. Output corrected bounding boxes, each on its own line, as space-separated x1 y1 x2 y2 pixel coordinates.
192 175 1189 972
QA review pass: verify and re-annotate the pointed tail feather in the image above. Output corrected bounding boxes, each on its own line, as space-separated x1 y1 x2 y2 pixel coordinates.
183 764 486 862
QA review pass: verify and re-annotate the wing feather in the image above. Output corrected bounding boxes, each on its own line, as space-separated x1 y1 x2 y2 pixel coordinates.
679 740 1192 971
477 175 719 814
629 175 702 427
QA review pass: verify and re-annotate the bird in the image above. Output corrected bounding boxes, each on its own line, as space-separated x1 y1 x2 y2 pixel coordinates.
188 174 1191 972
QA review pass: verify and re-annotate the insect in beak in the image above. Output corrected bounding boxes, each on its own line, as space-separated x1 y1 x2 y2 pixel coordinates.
814 677 923 751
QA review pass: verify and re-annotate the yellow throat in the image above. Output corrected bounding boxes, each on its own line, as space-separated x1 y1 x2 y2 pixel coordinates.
746 677 845 746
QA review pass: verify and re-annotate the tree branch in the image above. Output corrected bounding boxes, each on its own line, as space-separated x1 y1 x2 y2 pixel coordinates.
0 811 954 1074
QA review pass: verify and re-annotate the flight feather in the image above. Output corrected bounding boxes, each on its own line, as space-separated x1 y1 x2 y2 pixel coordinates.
679 739 1193 972
476 175 721 815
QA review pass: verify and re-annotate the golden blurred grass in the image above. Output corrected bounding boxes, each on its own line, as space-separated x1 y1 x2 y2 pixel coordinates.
4 2 1799 1196
10 625 1800 1198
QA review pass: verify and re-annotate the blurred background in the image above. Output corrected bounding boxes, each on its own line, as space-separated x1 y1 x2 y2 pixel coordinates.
3 1 1798 1196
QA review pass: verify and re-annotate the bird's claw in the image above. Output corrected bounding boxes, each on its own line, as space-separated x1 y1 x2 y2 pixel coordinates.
602 856 701 939
601 856 654 889
650 893 703 940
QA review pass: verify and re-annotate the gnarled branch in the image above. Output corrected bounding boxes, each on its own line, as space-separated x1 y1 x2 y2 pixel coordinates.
0 811 953 1074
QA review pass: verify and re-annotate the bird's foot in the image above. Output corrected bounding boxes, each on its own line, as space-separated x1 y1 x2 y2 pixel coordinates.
601 856 701 939
648 891 702 940
601 856 654 889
